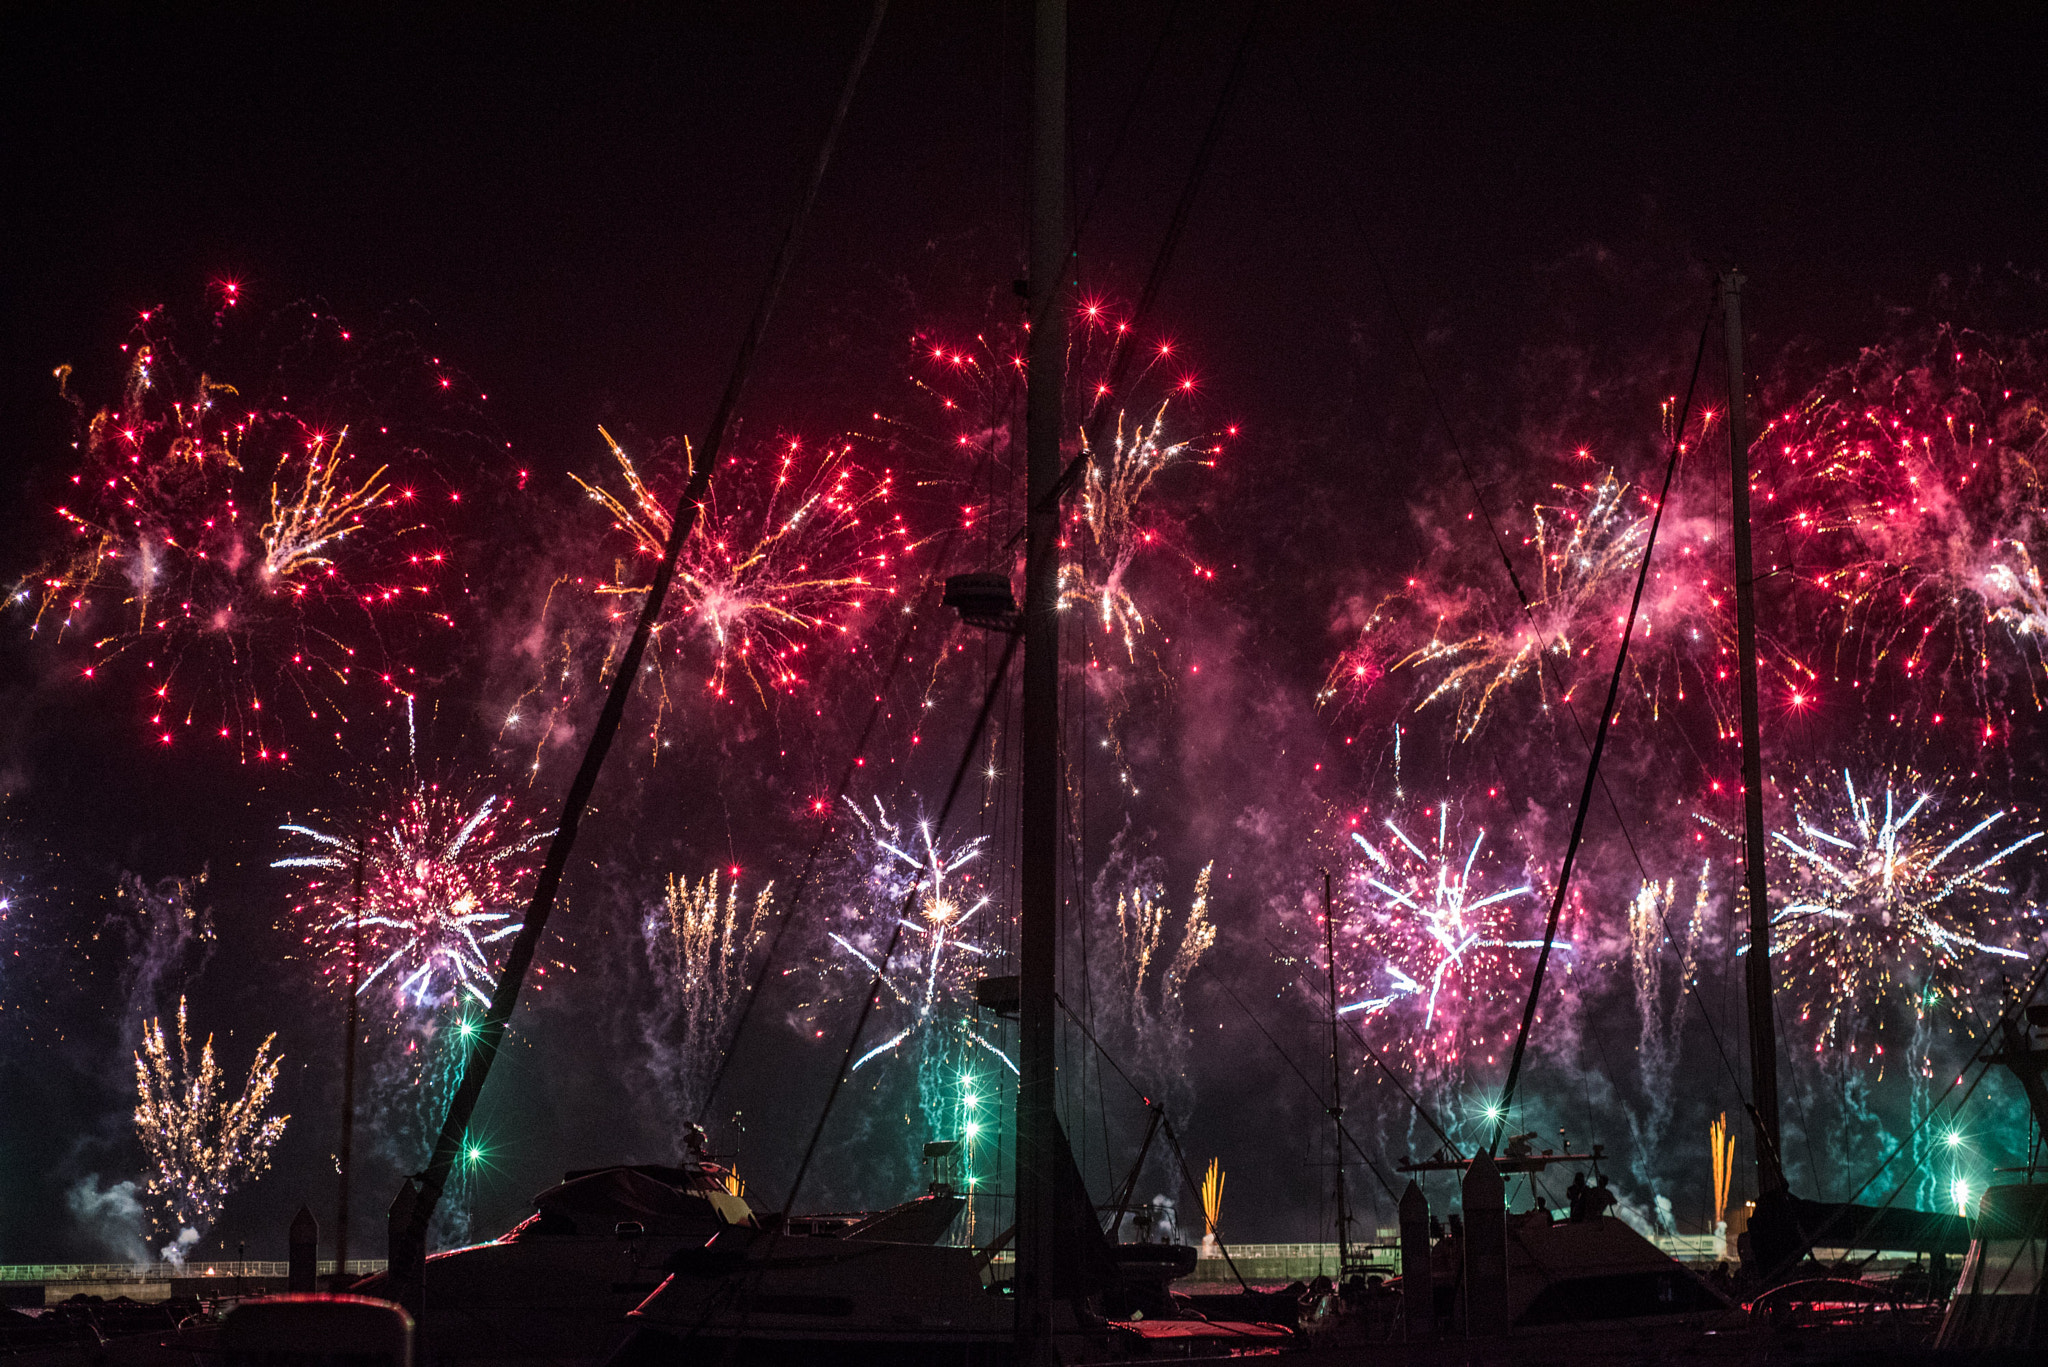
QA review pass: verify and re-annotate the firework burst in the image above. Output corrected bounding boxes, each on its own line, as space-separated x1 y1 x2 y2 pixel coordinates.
17 325 455 761
275 773 548 1015
1361 468 1788 738
1765 330 2048 720
1712 766 2042 1044
828 797 1010 1079
133 995 288 1250
1336 802 1545 1077
573 428 914 709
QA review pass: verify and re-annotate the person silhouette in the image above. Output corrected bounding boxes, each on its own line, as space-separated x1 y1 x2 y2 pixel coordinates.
1586 1174 1619 1221
1565 1172 1590 1222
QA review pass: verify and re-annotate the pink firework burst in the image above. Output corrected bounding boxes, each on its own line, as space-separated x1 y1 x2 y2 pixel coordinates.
18 318 456 762
1334 801 1549 1078
573 428 917 708
275 776 548 1015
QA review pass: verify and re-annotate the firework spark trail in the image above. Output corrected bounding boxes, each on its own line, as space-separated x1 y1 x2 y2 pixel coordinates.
1335 803 1544 1086
16 330 453 761
274 781 548 1015
1625 865 1709 1178
1628 866 1708 1067
1111 862 1217 1036
1096 862 1216 1137
1703 766 2040 1045
1059 402 1214 660
133 995 288 1255
573 428 914 710
642 872 773 1131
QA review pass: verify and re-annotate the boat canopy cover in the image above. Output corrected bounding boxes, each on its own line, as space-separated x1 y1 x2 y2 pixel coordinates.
843 1193 966 1245
529 1165 754 1235
1471 1211 1732 1327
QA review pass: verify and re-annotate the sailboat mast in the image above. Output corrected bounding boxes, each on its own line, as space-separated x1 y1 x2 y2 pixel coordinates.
333 836 365 1285
1323 870 1351 1271
1722 270 1785 1196
1016 0 1066 1354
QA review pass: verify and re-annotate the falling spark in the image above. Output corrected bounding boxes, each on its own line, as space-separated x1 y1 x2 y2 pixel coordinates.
643 872 774 1128
133 995 288 1246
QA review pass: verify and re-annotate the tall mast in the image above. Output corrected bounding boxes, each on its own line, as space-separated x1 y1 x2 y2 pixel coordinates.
1722 270 1785 1196
1016 0 1066 1356
334 839 365 1284
1323 870 1351 1271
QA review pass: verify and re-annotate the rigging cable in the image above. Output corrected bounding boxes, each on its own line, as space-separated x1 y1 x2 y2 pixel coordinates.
1053 994 1255 1289
1778 953 2048 1277
1488 297 1716 1152
1261 951 1460 1159
400 0 892 1256
700 363 1023 1117
693 632 1024 1356
778 631 1023 1220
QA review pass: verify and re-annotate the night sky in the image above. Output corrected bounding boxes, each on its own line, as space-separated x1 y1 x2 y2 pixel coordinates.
4 4 2047 1263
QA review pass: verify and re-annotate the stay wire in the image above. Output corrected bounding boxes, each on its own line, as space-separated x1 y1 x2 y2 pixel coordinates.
1160 973 1399 1202
1053 994 1255 1290
1489 299 1716 1152
779 629 1022 1222
403 0 890 1249
694 630 1024 1356
1265 952 1459 1161
1779 954 2048 1277
702 364 1022 1117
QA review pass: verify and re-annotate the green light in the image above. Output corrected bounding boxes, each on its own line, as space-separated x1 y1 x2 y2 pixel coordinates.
963 1120 982 1139
963 1092 980 1110
1482 1104 1503 1122
1951 1177 1972 1216
1944 1130 1963 1149
458 1018 477 1039
465 1143 483 1164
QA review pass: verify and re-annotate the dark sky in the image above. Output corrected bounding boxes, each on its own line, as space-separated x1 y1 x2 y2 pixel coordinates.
3 3 2046 1261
